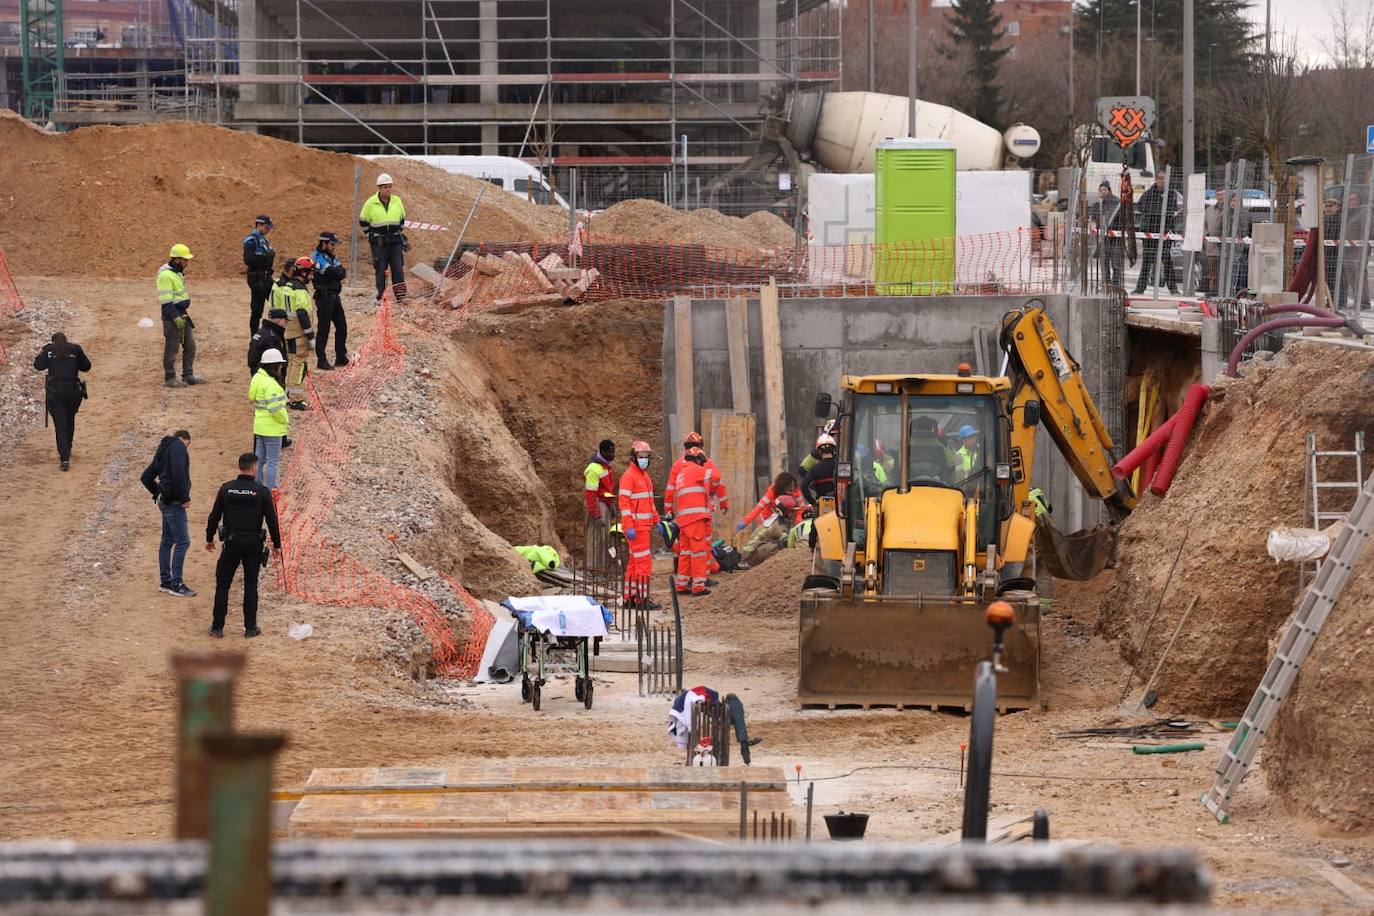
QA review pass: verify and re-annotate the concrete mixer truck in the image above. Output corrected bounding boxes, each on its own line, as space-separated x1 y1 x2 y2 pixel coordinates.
709 89 1042 212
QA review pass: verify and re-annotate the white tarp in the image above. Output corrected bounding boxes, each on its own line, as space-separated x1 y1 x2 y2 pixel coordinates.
1182 173 1206 252
503 595 610 637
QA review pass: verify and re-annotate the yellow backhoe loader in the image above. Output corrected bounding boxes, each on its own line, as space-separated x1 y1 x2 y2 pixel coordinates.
799 301 1135 711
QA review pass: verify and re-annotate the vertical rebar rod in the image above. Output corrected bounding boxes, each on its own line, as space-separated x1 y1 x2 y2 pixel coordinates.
1333 154 1354 312
172 652 245 840
739 782 748 842
805 782 814 842
203 732 286 916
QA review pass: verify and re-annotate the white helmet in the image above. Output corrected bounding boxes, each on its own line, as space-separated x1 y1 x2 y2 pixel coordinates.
376 173 394 186
259 348 286 365
815 433 836 449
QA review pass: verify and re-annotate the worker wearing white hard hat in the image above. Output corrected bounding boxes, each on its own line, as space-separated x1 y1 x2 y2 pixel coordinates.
248 347 290 489
358 171 408 303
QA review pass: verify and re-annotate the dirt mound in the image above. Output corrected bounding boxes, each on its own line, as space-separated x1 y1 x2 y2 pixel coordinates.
1270 550 1374 830
588 199 795 249
450 300 664 550
1099 340 1374 717
0 119 561 278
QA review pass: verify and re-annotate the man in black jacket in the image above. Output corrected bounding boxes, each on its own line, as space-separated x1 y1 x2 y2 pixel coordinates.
141 429 195 597
33 331 91 471
205 452 283 639
243 215 276 334
247 308 288 375
1133 172 1183 295
801 440 837 505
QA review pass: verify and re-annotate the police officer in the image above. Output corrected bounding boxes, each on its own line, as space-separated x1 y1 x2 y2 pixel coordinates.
311 231 348 370
359 172 408 302
204 452 282 639
243 215 276 334
33 331 91 471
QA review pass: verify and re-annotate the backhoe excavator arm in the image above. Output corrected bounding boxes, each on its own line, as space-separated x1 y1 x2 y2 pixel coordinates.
1000 302 1135 523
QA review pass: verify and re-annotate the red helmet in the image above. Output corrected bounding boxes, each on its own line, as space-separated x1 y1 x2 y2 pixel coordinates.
294 256 315 270
872 438 886 459
631 440 651 455
776 494 800 512
684 446 706 464
684 431 703 447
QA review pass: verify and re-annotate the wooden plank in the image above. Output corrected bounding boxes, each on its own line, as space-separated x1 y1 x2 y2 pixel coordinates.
758 278 788 476
300 765 788 793
1310 860 1374 906
701 409 757 536
931 813 1031 846
673 296 695 450
726 295 752 412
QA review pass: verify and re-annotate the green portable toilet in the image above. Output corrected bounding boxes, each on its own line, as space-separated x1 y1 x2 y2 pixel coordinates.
874 138 957 295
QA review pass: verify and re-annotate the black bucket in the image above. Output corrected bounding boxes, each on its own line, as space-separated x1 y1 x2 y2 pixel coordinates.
823 811 869 840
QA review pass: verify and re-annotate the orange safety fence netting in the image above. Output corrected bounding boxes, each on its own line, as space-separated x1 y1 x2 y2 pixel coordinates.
430 228 1057 313
0 250 27 363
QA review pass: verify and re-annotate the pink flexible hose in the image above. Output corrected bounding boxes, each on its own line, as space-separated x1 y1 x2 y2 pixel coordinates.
1224 316 1348 377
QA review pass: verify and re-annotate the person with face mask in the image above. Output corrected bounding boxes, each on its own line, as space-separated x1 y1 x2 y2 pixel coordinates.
618 439 661 609
248 348 290 489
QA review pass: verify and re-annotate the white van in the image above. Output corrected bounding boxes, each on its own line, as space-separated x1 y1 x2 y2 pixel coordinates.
1072 125 1158 203
367 155 568 210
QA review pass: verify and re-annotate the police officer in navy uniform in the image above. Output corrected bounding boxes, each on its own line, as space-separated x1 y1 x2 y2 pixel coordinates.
205 452 282 639
243 215 277 335
310 231 349 370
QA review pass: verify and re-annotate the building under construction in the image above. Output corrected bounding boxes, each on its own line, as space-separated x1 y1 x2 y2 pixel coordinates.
2 1 841 209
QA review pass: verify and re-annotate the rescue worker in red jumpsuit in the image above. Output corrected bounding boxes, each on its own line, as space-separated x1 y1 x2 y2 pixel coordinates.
618 439 661 609
664 431 728 579
672 446 715 596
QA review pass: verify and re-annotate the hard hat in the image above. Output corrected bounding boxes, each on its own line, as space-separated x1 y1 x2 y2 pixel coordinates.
259 348 286 365
872 438 886 459
684 446 706 464
294 256 315 270
254 214 273 227
684 431 703 448
698 736 713 749
376 173 394 186
957 362 972 377
631 440 651 454
815 432 836 449
959 424 978 438
776 494 800 511
318 231 338 243
168 243 194 260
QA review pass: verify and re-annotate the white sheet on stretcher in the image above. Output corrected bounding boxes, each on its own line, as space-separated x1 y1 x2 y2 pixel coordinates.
504 595 610 638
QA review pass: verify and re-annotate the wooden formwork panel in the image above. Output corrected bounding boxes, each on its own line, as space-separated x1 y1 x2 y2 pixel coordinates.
302 765 788 792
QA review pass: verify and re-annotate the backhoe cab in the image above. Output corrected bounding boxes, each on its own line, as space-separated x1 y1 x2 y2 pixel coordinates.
799 302 1133 711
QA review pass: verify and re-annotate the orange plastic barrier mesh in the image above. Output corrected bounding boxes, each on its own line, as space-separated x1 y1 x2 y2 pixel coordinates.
0 250 25 363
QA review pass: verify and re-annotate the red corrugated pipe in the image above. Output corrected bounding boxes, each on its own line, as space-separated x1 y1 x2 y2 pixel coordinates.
1111 412 1182 480
1149 384 1211 496
1139 410 1165 492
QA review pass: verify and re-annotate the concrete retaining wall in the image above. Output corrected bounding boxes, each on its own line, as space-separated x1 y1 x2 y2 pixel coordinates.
661 293 1123 532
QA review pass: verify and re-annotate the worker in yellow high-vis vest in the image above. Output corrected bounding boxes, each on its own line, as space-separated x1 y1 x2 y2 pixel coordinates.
359 172 408 302
158 243 204 388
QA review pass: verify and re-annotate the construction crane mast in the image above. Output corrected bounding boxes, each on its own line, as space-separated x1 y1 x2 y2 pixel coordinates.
20 0 64 122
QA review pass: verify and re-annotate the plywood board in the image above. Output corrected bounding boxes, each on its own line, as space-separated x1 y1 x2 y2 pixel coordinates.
301 765 788 792
673 295 695 450
701 410 757 537
758 279 788 476
725 296 752 412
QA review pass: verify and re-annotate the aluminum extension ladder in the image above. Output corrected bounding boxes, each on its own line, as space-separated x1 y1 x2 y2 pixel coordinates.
1201 467 1374 823
1301 433 1364 589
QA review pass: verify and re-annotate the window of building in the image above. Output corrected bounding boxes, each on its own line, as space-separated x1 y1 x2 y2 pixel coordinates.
1006 20 1021 36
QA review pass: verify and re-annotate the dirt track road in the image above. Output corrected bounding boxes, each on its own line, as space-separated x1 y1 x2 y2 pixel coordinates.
3 277 1374 912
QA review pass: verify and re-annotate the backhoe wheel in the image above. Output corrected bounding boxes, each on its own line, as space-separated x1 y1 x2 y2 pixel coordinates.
532 684 542 711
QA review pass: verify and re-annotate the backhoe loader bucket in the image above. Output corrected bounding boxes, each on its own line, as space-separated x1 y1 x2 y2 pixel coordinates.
1034 517 1116 581
797 591 1041 711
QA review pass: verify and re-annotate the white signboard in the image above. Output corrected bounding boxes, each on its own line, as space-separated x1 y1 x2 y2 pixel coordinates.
1181 173 1206 252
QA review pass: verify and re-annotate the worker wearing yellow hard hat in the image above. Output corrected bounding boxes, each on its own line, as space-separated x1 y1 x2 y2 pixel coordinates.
158 243 203 387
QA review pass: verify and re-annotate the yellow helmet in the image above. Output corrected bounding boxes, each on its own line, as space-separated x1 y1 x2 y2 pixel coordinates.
168 243 194 260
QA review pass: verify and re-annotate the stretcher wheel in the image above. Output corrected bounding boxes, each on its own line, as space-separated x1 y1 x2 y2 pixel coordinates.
574 677 585 702
532 684 542 711
583 679 594 710
520 675 531 703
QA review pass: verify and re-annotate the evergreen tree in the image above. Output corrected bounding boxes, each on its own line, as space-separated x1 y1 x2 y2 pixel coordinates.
945 0 1011 126
1074 0 1254 83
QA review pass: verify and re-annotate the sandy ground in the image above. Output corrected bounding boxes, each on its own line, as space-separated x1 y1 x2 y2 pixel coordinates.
2 276 1374 913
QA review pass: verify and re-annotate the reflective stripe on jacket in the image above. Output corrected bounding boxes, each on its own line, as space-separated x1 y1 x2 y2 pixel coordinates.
360 193 406 230
156 265 189 319
248 368 289 437
672 461 714 524
618 464 660 540
665 454 726 515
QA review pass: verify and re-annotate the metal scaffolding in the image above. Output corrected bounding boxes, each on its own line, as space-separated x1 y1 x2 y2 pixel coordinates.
179 0 841 170
20 0 64 121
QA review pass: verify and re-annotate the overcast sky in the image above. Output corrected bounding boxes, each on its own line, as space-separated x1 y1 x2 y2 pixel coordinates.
1253 0 1350 63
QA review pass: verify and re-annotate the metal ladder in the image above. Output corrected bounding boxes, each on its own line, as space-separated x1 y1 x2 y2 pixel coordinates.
1301 433 1364 588
1201 467 1374 823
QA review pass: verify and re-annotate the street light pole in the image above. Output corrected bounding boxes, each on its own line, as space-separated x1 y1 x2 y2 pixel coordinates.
1135 0 1142 95
1183 0 1194 182
908 0 918 135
